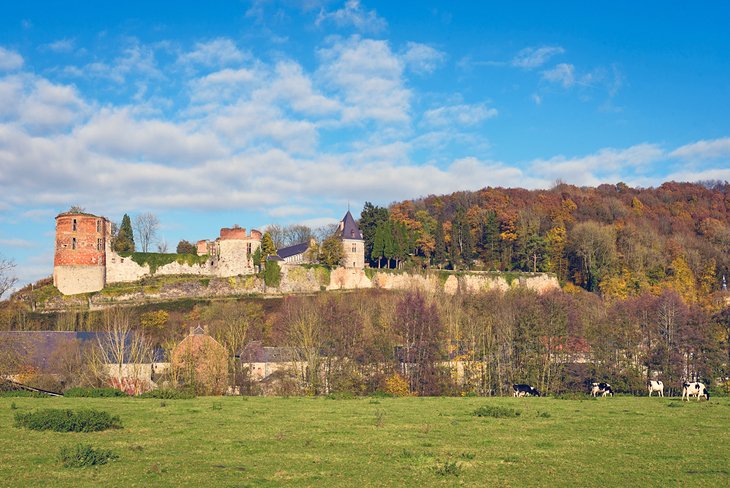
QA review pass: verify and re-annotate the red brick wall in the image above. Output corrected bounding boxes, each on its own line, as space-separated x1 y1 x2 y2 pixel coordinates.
219 227 248 240
54 214 108 267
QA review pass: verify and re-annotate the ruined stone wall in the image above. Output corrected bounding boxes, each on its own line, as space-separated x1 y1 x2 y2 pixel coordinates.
217 239 258 277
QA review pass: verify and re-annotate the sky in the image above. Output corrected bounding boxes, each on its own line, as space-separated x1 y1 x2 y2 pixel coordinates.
1 1 729 288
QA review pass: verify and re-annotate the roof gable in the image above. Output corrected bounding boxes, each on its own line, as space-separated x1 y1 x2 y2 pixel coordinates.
337 210 363 240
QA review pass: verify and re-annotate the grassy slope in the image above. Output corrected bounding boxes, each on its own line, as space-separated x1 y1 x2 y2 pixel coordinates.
0 396 728 487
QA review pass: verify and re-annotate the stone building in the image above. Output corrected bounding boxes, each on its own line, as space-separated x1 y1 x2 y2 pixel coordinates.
53 212 112 295
53 210 263 295
172 325 228 395
336 210 365 269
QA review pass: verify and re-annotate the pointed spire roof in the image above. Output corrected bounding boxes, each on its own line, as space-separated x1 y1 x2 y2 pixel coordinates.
338 210 363 240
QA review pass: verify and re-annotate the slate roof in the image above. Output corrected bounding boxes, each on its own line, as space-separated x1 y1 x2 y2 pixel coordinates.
0 331 165 372
276 241 310 259
337 210 363 240
239 341 298 363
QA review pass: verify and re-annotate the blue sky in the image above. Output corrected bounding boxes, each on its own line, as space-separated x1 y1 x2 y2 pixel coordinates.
1 1 729 287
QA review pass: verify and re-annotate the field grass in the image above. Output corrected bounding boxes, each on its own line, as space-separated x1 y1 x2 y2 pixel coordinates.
1 396 728 487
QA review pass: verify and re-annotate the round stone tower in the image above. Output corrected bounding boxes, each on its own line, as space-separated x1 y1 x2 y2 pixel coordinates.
53 212 110 295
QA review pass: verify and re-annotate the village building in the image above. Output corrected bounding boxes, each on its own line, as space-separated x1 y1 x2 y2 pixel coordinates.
172 325 228 396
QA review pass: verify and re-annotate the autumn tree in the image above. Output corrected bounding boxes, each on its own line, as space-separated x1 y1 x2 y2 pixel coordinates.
0 254 17 300
319 235 344 268
176 240 197 254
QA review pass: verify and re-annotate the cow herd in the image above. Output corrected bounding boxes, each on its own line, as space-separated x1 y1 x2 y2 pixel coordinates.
512 380 711 400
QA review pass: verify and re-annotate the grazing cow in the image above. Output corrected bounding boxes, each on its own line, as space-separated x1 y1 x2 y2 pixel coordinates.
648 380 664 397
591 382 613 397
512 384 541 397
681 382 709 401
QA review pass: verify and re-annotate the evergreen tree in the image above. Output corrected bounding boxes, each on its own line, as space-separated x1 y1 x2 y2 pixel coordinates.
372 223 386 268
478 210 500 268
319 235 345 268
114 214 135 253
433 218 446 268
359 202 389 266
261 232 277 259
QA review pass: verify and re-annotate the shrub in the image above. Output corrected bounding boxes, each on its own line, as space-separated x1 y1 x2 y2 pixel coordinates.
434 460 461 476
0 390 49 398
472 405 521 418
64 388 128 398
58 444 118 468
263 261 281 288
15 409 122 432
384 373 410 397
139 388 196 399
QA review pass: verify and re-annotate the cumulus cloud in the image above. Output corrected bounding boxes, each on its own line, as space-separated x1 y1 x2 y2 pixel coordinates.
402 42 446 74
318 36 410 124
422 103 497 127
0 74 87 132
512 46 565 69
0 47 24 71
316 0 387 33
670 137 730 161
43 39 75 53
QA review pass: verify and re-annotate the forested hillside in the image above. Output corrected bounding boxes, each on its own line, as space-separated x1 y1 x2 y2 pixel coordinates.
361 181 730 302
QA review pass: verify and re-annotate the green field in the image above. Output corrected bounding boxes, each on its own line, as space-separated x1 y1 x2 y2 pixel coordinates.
1 396 728 487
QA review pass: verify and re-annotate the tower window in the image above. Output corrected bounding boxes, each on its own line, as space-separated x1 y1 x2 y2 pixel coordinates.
97 220 101 233
72 237 77 250
72 219 77 231
352 244 357 252
97 238 103 250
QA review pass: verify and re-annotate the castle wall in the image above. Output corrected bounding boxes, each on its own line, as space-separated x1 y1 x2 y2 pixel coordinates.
54 265 106 295
105 251 217 284
341 238 364 269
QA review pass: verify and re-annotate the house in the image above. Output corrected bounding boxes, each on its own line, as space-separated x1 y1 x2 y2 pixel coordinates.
239 341 301 381
172 325 228 395
274 239 316 265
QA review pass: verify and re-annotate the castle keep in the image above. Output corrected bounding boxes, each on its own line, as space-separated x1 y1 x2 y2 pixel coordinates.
53 210 364 295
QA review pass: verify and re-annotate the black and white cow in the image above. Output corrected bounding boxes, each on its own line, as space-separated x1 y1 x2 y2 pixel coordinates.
681 382 709 401
591 382 613 397
648 380 664 397
512 384 541 397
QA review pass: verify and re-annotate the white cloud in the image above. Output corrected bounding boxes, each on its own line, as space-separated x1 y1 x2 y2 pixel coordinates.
512 46 564 69
0 74 87 132
542 63 575 88
75 108 226 164
0 47 24 71
316 0 387 33
44 39 75 53
318 36 410 124
670 137 730 161
260 61 341 116
178 38 247 68
402 42 445 74
530 143 665 186
422 103 497 127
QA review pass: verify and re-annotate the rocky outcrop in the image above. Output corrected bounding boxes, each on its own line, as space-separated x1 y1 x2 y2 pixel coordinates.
38 267 560 311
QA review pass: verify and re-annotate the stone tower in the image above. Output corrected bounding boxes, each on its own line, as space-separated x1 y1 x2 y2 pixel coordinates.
337 210 364 269
53 211 110 295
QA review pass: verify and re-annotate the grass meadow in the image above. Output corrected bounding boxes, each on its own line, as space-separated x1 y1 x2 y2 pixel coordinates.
1 395 728 487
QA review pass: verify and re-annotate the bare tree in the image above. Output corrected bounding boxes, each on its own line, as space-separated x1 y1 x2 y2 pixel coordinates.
133 212 160 253
157 239 169 253
91 307 153 394
0 255 18 300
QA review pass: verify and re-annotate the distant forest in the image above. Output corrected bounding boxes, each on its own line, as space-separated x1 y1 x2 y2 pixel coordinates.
361 181 730 301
